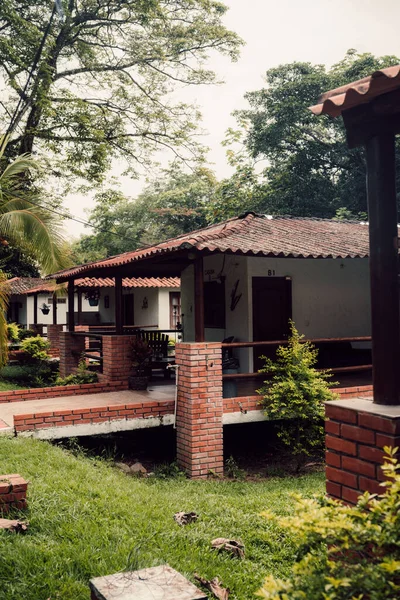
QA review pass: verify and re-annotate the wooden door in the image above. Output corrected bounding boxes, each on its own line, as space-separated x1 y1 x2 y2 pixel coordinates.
123 294 134 326
252 277 292 371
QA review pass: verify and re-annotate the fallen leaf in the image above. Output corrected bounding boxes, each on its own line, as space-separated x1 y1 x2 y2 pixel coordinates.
211 537 245 559
0 518 28 533
194 574 229 600
173 511 199 526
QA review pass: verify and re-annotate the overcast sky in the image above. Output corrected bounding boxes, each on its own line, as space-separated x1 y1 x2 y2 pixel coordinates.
65 0 400 237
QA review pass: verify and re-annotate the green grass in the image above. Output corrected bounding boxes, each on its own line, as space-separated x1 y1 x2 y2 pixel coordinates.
0 437 324 600
0 379 25 391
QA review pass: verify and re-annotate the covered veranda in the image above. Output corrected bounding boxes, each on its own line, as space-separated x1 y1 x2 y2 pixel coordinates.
50 213 376 391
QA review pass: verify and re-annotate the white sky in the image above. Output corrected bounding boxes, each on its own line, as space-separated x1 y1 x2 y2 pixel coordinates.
65 0 400 237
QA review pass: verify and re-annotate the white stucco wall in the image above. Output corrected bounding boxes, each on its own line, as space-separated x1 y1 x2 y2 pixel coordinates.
180 253 371 373
247 257 371 339
97 287 178 329
26 292 98 326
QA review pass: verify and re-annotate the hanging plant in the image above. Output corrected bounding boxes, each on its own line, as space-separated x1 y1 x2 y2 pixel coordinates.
40 303 50 315
84 289 100 306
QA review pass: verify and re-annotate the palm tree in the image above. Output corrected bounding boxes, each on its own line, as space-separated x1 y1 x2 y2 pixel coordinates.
0 136 69 366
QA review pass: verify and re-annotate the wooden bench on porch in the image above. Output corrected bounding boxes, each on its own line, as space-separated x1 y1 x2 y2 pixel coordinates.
136 330 174 379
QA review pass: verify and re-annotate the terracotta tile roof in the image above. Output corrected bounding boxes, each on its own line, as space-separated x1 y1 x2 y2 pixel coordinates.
309 65 400 117
23 277 180 294
49 213 376 281
7 277 43 295
75 277 180 289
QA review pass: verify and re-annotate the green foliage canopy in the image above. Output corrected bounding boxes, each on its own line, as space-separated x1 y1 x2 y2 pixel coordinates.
209 50 400 221
0 0 242 184
72 166 216 261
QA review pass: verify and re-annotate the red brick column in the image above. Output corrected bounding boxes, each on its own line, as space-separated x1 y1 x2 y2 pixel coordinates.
325 398 400 504
98 335 136 386
59 331 86 377
175 342 223 479
75 325 90 350
47 324 64 357
0 474 28 512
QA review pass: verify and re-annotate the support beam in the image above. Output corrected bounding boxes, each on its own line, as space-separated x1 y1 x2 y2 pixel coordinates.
77 290 82 325
115 276 123 335
67 280 75 332
52 294 57 325
33 294 38 325
194 256 204 342
366 133 400 405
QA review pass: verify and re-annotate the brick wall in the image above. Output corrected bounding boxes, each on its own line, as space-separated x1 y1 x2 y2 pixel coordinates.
221 385 367 415
100 335 136 385
14 400 174 433
59 331 86 377
47 324 63 357
325 400 400 504
175 342 223 479
0 381 126 404
223 395 260 413
336 385 374 399
0 474 28 512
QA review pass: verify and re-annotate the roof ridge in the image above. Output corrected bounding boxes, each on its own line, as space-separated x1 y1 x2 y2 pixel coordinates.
182 212 256 247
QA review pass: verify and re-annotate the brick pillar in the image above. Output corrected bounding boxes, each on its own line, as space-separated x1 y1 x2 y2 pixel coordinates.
325 398 400 504
47 324 63 357
175 342 223 479
75 325 90 350
99 335 136 386
59 331 86 377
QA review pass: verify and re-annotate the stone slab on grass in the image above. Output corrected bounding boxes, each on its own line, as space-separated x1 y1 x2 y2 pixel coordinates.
90 565 207 600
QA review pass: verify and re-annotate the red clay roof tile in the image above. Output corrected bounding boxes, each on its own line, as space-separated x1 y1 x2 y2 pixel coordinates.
309 65 400 117
48 213 376 281
23 277 180 294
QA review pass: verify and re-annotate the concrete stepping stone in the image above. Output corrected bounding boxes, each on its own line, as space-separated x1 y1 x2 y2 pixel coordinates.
90 565 207 600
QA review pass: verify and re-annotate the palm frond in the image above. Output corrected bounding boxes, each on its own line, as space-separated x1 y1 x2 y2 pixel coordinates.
0 147 71 276
0 205 70 275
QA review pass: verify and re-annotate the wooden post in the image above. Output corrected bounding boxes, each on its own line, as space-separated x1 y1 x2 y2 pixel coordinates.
67 279 75 332
77 290 82 325
366 133 400 405
33 293 38 325
52 293 57 325
194 256 204 342
115 275 123 335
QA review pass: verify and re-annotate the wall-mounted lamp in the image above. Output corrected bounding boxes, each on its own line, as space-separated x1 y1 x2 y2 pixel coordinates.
142 296 148 309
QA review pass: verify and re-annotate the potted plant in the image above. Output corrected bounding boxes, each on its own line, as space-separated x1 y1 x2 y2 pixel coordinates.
128 337 153 390
40 303 50 315
85 289 100 306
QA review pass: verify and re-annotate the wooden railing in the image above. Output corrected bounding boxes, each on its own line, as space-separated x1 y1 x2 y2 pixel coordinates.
221 336 373 394
72 331 103 373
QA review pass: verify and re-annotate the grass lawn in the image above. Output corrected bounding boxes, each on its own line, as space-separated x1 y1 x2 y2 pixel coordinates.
0 437 324 600
0 380 25 391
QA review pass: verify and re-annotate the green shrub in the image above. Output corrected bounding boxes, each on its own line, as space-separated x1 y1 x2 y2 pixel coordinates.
20 335 50 361
257 447 400 600
0 361 58 387
56 358 98 386
18 328 36 341
6 322 20 342
257 321 338 471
